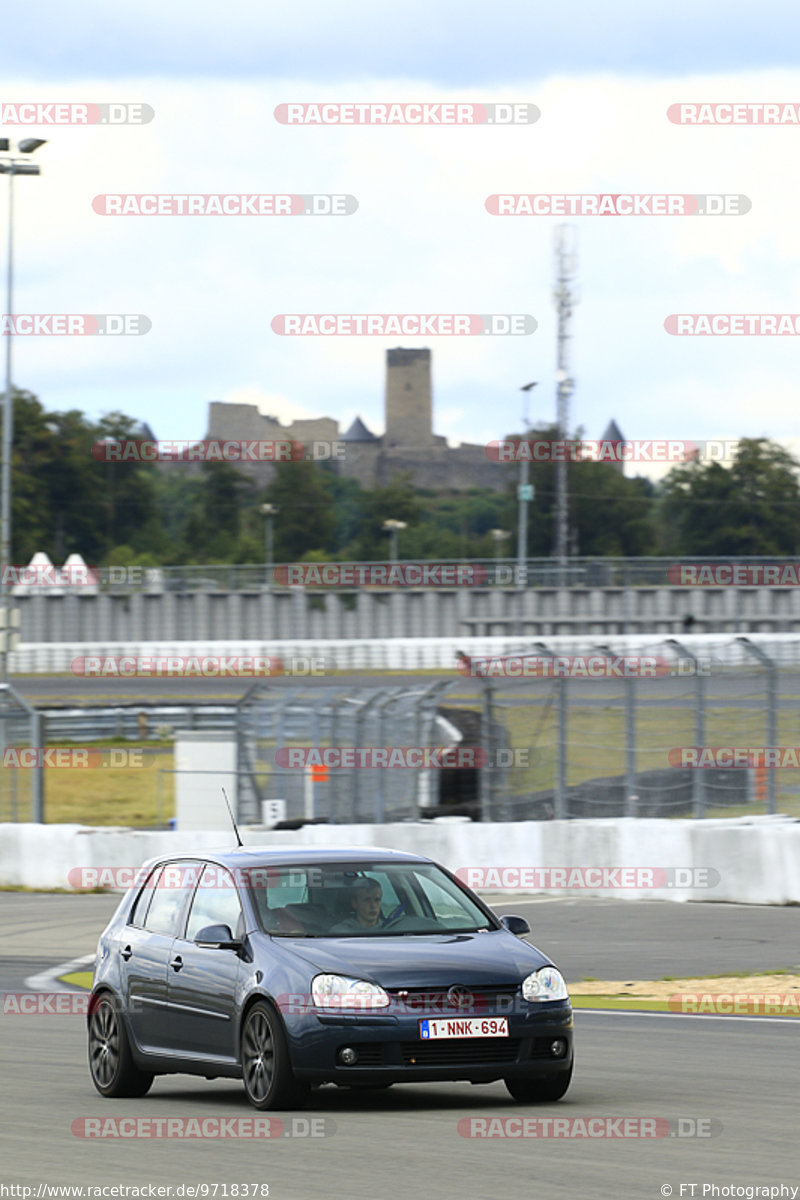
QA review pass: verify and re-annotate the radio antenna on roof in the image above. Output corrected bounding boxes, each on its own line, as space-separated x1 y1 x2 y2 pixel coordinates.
222 787 243 847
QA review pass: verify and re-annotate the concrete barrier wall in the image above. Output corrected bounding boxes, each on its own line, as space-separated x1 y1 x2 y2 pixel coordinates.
2 815 798 904
11 585 800 646
11 631 800 673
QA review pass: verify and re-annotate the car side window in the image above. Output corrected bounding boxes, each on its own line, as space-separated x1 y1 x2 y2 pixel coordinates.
143 862 200 938
185 864 244 942
129 866 162 928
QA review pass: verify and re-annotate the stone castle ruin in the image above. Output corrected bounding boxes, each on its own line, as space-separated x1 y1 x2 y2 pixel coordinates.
205 348 504 491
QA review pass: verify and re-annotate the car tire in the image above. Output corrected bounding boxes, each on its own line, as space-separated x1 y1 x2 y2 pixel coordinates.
88 993 154 1099
504 1060 573 1103
241 1001 310 1111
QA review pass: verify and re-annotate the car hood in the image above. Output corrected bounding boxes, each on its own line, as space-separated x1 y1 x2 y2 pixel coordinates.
281 930 551 988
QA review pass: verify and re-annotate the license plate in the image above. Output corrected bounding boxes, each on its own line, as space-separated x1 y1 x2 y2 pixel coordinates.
419 1017 509 1040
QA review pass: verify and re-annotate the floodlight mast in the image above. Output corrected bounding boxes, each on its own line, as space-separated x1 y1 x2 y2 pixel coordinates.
0 139 46 681
553 225 579 587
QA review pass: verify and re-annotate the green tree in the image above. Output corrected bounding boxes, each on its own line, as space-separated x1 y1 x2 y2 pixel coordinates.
496 424 658 557
659 438 800 555
265 460 337 560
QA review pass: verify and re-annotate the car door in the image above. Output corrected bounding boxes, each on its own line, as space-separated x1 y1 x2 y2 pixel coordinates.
122 861 198 1054
166 862 244 1061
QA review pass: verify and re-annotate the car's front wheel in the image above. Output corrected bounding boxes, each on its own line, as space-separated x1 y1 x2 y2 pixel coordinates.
505 1060 573 1103
88 994 154 1098
241 1001 310 1111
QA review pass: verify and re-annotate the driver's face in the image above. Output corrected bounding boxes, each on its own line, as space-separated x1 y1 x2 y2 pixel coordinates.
353 884 382 926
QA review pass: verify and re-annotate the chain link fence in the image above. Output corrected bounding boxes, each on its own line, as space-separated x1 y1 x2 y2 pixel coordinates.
230 638 791 825
0 684 43 821
2 637 796 826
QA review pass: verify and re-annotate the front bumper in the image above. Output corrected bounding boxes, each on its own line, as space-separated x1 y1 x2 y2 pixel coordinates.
286 1001 573 1085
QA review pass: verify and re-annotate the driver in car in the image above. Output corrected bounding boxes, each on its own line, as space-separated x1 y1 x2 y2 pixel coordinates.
330 878 385 931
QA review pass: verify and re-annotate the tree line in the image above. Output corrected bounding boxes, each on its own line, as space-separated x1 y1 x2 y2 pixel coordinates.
7 390 800 565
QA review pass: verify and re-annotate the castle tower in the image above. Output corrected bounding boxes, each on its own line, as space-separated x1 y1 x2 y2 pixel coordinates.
384 347 434 447
601 419 626 475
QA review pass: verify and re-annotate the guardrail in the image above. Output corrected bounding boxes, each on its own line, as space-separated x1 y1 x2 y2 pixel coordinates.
40 705 236 741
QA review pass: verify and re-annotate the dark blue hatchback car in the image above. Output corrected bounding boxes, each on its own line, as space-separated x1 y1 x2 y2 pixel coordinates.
88 846 573 1109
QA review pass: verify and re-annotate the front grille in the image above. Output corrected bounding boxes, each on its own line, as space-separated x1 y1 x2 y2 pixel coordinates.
386 985 519 1014
400 1038 522 1066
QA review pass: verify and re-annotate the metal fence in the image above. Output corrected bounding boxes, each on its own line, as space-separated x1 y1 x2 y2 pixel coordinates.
9 557 800 594
3 636 797 826
229 638 790 825
0 684 43 821
235 681 455 825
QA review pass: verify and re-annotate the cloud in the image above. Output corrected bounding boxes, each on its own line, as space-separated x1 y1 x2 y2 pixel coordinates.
2 68 800 454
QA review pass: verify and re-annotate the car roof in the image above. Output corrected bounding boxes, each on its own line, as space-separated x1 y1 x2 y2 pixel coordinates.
139 845 437 872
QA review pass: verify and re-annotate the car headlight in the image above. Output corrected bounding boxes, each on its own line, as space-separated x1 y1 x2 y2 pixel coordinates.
521 966 569 1002
311 973 391 1010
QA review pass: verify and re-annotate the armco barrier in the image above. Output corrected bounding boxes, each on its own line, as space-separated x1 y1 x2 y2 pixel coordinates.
1 816 798 904
12 632 800 673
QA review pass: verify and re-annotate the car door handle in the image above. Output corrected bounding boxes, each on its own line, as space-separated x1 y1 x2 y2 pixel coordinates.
170 956 183 972
121 945 133 961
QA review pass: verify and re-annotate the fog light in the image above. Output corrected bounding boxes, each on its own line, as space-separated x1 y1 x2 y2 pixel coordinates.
550 1039 567 1058
338 1047 358 1065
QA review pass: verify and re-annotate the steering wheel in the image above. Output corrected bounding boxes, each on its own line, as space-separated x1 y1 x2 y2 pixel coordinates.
381 901 407 928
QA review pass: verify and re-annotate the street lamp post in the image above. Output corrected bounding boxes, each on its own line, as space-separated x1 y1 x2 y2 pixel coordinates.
382 519 407 563
0 139 46 682
259 503 278 588
490 528 510 561
516 383 536 587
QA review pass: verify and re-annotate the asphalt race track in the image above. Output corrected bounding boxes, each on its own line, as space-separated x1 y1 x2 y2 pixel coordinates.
14 669 800 707
2 894 799 1197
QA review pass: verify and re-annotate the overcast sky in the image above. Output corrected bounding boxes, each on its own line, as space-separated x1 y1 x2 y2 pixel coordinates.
2 0 800 479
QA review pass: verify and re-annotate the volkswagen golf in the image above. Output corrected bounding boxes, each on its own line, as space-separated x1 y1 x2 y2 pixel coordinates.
87 846 573 1109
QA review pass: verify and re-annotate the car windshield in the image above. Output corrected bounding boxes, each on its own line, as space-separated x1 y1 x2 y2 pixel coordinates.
247 861 494 937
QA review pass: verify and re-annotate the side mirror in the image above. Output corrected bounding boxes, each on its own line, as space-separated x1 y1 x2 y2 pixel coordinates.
194 923 241 949
499 914 530 937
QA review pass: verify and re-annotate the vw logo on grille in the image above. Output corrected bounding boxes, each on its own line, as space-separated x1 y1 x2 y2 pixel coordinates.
446 985 473 1010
